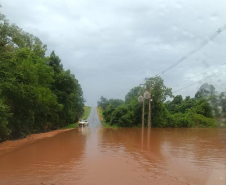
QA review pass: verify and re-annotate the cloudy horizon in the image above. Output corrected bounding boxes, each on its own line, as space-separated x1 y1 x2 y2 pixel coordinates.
1 0 226 106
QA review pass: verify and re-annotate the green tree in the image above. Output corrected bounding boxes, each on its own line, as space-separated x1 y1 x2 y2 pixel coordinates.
48 52 85 126
0 11 84 142
195 83 215 99
97 96 109 110
103 99 124 123
125 86 142 104
0 98 11 141
146 76 173 127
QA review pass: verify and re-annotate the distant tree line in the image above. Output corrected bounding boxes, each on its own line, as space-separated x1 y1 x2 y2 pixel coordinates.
0 11 84 142
98 76 226 128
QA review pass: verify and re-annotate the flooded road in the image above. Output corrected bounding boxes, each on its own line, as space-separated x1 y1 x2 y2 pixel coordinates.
0 107 226 185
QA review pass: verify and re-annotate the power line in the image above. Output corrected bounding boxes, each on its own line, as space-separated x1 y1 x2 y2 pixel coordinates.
156 24 226 76
173 68 226 93
171 62 226 87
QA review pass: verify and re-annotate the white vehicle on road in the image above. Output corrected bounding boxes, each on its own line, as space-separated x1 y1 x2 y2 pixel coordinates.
78 120 89 127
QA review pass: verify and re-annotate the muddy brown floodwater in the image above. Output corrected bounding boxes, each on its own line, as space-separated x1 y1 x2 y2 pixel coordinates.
0 108 226 185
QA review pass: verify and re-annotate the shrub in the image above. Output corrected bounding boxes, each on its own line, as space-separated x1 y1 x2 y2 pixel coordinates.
0 99 11 141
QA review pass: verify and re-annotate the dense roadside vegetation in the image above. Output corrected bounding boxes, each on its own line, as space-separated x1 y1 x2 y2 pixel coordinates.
97 107 118 128
0 11 84 142
63 106 91 129
82 106 92 120
98 76 226 128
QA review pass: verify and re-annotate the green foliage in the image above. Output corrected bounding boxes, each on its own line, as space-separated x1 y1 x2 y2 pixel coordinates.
166 95 195 114
62 106 91 129
0 12 84 142
125 86 142 104
82 106 92 120
99 76 173 127
192 113 216 127
51 69 84 126
0 98 11 141
110 104 134 127
96 107 118 128
103 99 124 123
192 98 213 118
62 123 78 129
195 83 215 99
146 76 173 127
166 110 216 128
98 77 218 128
97 96 109 110
167 111 194 128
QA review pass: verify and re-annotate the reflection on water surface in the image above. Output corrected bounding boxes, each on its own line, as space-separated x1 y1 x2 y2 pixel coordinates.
0 128 225 185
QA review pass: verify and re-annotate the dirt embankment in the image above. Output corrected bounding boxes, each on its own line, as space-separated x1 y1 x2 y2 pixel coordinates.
0 128 73 156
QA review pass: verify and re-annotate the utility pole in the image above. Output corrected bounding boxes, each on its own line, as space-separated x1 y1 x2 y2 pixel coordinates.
142 95 145 128
139 82 152 129
138 84 146 128
145 78 152 129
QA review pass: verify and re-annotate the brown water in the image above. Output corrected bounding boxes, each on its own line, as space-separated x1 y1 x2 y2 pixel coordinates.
0 109 226 185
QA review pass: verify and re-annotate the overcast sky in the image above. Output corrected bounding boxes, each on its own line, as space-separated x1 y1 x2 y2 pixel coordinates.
1 0 226 106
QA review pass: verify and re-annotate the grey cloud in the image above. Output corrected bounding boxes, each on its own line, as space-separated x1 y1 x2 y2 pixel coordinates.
1 0 226 106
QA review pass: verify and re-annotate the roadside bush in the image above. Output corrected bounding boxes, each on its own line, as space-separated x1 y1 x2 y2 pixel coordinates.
167 110 216 128
193 98 213 118
193 113 216 128
110 105 134 127
0 12 84 142
167 112 194 128
0 99 11 141
103 99 124 122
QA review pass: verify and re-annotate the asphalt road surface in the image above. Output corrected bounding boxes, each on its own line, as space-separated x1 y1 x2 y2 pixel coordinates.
87 107 102 128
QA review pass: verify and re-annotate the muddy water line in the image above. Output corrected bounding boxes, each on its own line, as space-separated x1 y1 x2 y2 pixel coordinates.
0 127 226 185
